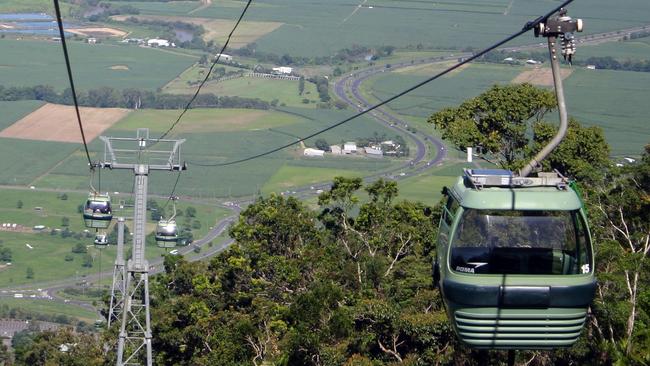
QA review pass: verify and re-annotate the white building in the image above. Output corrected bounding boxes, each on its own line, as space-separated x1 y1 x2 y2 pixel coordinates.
216 53 233 62
526 59 539 65
87 37 97 44
304 148 325 157
365 147 383 157
586 65 597 70
343 142 357 154
330 145 342 155
272 66 293 75
147 39 171 47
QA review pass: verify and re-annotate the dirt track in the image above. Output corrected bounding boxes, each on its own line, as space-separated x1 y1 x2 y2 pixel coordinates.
0 104 130 143
512 67 573 86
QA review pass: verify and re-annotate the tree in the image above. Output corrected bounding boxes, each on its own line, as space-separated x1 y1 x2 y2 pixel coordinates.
82 254 93 268
427 83 555 170
529 118 610 184
589 144 650 360
298 76 305 95
72 242 87 254
314 138 329 151
26 267 34 279
185 206 197 218
0 247 12 262
16 200 23 209
61 216 70 227
64 254 74 262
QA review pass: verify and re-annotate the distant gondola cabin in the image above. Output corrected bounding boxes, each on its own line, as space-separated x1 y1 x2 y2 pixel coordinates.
83 193 113 229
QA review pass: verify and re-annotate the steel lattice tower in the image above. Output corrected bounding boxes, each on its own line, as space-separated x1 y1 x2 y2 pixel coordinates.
108 217 127 327
96 129 185 366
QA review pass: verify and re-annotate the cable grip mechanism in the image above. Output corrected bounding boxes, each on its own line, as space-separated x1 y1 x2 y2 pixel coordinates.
534 8 583 64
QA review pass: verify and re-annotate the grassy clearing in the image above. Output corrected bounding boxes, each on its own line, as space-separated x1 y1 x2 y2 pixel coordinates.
0 188 230 253
0 298 98 323
164 75 320 108
262 165 366 194
0 39 194 91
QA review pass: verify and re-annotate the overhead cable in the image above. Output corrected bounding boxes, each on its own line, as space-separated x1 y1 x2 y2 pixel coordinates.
188 0 575 167
157 0 254 142
53 0 93 169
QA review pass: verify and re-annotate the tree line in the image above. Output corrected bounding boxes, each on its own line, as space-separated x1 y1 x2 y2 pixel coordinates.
0 85 270 110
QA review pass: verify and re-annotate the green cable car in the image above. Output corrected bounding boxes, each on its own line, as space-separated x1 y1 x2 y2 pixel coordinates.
83 193 113 229
155 219 178 248
434 169 595 349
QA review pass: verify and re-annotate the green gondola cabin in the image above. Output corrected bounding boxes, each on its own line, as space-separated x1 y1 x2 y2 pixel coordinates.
434 169 596 349
155 219 178 248
83 193 113 229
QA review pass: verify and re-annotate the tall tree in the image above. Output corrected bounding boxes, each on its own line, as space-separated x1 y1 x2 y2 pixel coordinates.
590 145 650 360
427 83 555 170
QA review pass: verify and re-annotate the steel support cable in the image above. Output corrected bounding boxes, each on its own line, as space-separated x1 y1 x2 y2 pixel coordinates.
155 0 253 202
162 171 182 211
52 0 93 169
156 0 254 142
187 0 575 168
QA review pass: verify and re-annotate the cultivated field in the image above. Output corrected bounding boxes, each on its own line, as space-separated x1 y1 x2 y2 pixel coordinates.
363 58 650 156
110 0 650 57
163 75 320 108
0 104 130 143
32 107 403 197
0 39 195 91
512 67 573 87
112 15 282 47
66 27 127 37
0 100 44 131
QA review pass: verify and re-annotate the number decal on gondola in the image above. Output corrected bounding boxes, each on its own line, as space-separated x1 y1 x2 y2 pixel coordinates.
581 264 590 274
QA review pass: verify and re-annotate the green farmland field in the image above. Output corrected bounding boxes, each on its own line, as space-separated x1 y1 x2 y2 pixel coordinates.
164 76 320 108
33 107 404 198
363 62 650 156
0 139 79 186
0 39 195 91
0 100 44 130
579 38 650 61
111 0 650 57
0 0 73 13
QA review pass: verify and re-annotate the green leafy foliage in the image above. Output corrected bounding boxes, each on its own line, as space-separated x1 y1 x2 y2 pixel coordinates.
428 83 555 170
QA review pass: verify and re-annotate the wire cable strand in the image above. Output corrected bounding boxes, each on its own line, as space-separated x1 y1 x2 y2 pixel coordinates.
188 0 575 168
157 0 254 142
53 0 93 169
162 171 182 211
156 0 253 201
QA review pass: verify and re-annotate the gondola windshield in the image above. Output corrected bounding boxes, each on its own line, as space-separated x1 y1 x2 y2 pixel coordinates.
451 209 590 275
85 199 111 214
